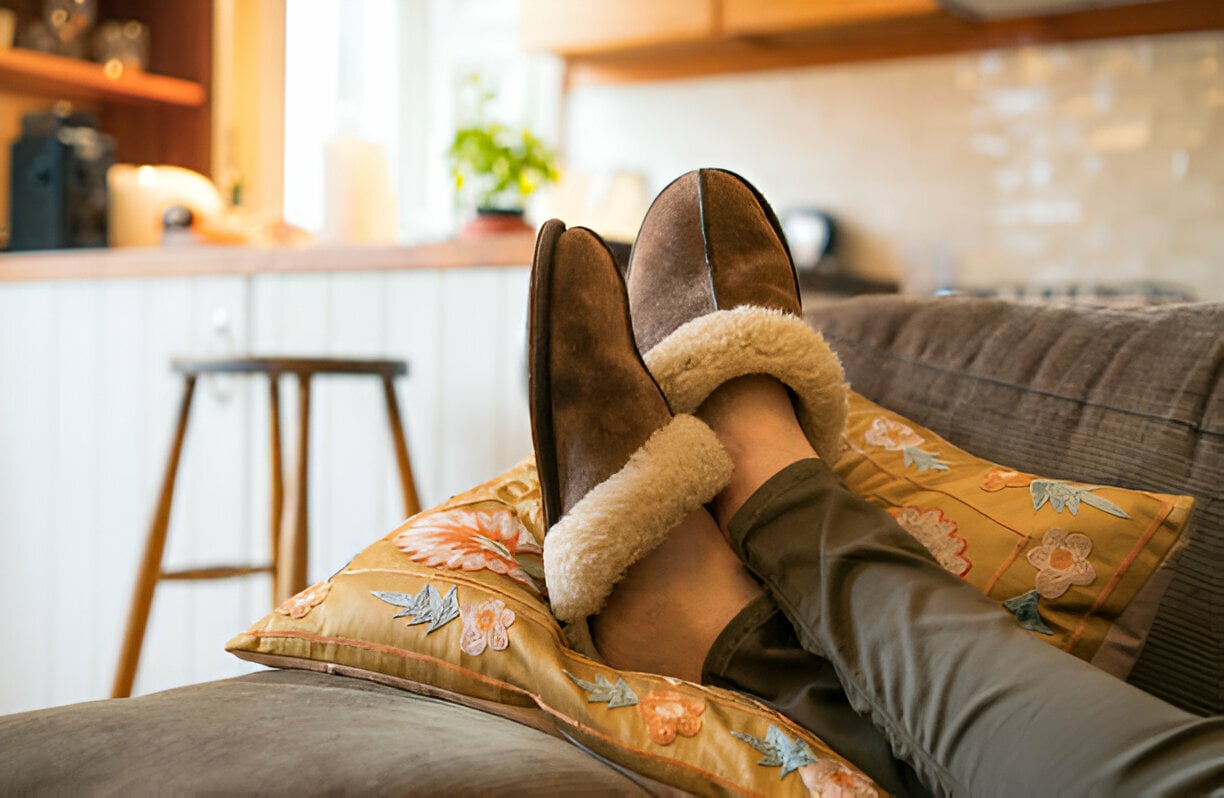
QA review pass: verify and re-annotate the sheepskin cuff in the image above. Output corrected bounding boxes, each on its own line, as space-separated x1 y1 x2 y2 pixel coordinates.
544 413 733 623
643 307 849 464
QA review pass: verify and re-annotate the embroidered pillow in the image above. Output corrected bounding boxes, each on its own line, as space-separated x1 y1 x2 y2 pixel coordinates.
227 458 882 797
834 392 1195 677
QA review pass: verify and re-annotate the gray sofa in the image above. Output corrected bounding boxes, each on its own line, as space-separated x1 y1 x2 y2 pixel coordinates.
1 295 1219 795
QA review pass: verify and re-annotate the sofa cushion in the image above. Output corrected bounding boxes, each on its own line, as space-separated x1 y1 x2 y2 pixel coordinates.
0 669 653 796
807 295 1223 716
228 459 883 797
836 391 1193 676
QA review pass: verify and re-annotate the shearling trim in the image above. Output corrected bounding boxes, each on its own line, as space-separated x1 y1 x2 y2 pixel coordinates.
643 307 849 464
544 413 732 623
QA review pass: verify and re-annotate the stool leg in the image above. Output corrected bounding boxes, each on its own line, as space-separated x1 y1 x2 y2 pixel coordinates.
381 374 421 517
278 374 311 601
112 374 197 699
268 373 284 604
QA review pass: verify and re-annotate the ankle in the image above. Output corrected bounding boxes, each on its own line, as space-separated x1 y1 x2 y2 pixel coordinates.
589 508 762 682
697 376 817 529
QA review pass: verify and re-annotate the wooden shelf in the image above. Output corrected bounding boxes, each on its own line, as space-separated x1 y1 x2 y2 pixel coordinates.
0 47 206 107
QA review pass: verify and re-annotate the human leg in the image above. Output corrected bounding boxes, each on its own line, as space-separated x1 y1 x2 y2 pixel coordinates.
622 168 1224 796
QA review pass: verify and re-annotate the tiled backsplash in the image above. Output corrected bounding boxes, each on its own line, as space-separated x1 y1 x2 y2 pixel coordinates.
564 31 1223 301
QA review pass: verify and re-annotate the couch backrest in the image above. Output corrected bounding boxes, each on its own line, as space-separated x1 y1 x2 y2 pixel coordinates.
807 295 1222 717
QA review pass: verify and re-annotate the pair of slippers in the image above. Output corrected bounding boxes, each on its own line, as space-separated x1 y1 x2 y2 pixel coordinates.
529 168 849 625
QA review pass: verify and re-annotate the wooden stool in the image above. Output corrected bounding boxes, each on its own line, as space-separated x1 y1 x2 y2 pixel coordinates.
112 356 422 699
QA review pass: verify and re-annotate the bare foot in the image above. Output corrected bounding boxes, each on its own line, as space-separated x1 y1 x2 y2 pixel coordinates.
697 375 818 531
590 506 762 682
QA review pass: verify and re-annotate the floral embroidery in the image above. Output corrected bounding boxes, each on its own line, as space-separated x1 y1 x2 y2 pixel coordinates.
394 507 544 593
980 467 1035 492
638 688 705 745
1031 481 1130 519
889 507 971 577
732 724 819 779
372 584 460 633
275 580 331 619
565 671 638 708
799 760 880 797
459 597 515 656
864 416 924 450
1027 528 1097 599
1002 589 1054 635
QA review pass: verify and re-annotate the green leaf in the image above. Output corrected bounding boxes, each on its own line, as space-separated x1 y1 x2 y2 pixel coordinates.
372 584 459 633
1030 481 1130 519
1002 589 1054 635
731 724 819 779
1079 491 1131 519
902 446 949 472
564 671 638 708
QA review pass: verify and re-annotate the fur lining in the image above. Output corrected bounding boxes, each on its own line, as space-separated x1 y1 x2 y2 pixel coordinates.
544 413 732 623
643 307 849 463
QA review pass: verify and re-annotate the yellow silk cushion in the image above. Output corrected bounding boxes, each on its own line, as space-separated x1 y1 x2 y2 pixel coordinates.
227 459 883 798
834 392 1195 676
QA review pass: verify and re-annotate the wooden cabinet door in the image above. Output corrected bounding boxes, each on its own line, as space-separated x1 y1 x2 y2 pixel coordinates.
721 0 940 36
522 0 718 55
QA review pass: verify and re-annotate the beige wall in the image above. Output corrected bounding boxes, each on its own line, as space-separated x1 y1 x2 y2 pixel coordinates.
564 30 1224 301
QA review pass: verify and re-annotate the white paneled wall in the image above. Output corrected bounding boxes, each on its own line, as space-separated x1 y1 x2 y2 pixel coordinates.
0 266 531 714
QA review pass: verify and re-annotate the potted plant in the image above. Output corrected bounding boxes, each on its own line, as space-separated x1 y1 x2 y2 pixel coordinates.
448 76 559 237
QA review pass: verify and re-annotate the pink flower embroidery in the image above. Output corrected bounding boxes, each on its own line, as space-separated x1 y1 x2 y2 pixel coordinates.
864 416 924 451
800 760 881 797
980 467 1035 492
889 507 971 577
459 597 515 656
394 507 543 593
275 580 331 619
638 688 705 745
1027 528 1096 599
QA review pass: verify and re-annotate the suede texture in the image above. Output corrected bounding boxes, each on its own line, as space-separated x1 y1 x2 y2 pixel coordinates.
626 168 801 353
536 226 673 519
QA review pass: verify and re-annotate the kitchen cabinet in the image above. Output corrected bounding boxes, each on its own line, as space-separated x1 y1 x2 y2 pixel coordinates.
521 0 717 56
0 259 533 715
720 0 939 36
523 0 1224 86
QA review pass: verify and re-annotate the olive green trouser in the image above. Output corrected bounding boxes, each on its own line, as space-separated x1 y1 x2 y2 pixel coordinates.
701 459 1224 798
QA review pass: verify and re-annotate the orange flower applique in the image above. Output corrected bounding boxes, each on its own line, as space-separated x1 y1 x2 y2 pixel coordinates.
1026 528 1096 599
889 507 971 577
980 467 1035 492
459 597 515 656
638 688 706 745
394 507 543 593
864 416 924 451
800 760 881 797
276 580 332 619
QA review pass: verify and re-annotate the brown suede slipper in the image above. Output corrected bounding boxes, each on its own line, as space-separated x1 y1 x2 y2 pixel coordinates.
529 220 732 624
626 169 849 464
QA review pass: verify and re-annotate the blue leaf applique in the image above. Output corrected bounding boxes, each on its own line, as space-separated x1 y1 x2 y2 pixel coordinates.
731 724 820 779
564 671 638 708
1003 589 1054 636
372 584 460 633
902 446 949 473
1030 481 1129 519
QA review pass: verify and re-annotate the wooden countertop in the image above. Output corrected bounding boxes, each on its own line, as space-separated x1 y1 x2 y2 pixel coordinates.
0 233 537 283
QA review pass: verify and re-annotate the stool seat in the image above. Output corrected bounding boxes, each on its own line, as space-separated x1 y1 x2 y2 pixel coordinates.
173 356 408 377
113 354 421 699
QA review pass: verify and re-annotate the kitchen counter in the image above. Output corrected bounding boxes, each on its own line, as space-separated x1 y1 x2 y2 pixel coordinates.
0 233 537 283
